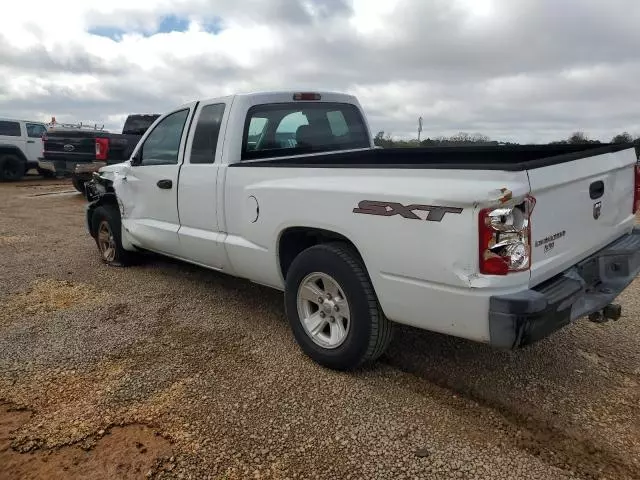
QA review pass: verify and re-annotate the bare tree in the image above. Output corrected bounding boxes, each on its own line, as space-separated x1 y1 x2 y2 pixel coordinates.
611 132 634 143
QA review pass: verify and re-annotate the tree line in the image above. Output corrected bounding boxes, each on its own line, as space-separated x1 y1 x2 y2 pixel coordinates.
373 130 639 148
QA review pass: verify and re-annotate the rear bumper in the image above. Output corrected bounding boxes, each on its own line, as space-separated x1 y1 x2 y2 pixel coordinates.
489 227 640 348
37 160 56 173
37 159 66 176
74 161 106 174
38 159 102 177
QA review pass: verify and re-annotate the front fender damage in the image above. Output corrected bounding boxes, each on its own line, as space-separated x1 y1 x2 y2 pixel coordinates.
85 172 118 237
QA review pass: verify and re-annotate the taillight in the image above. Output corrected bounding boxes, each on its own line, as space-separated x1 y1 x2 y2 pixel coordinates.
95 138 109 161
479 195 536 275
293 92 321 101
633 163 640 214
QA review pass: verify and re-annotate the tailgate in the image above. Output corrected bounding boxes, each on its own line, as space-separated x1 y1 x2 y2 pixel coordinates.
43 131 97 162
528 146 638 286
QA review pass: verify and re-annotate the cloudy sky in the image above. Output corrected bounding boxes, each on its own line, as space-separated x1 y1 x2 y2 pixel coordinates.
0 0 638 143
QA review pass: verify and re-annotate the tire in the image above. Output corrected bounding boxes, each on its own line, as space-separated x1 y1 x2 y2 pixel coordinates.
284 242 393 370
0 154 25 182
37 167 55 178
91 205 134 267
72 177 86 195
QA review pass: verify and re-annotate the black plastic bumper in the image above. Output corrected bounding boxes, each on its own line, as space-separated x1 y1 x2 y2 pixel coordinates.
489 227 640 349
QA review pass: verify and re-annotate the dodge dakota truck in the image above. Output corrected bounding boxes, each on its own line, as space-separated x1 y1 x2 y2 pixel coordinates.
84 91 640 370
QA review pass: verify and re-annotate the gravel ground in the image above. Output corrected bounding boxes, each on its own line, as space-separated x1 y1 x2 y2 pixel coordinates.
1 177 639 479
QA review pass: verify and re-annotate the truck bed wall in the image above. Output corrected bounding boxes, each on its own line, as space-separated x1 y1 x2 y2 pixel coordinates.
235 142 638 171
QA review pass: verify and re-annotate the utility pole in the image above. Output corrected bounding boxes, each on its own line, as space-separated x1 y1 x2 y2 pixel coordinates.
418 116 423 142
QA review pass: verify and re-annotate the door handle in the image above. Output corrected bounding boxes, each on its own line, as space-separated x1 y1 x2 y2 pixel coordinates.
157 179 173 189
589 180 604 199
27 140 35 144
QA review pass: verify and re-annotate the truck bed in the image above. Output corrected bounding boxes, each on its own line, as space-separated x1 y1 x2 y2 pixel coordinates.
235 142 639 170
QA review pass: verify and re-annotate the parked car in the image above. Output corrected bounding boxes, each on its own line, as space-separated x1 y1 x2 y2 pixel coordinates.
39 114 160 194
0 118 48 181
83 90 640 370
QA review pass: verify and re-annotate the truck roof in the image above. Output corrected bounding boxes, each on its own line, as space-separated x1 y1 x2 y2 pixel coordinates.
171 90 360 111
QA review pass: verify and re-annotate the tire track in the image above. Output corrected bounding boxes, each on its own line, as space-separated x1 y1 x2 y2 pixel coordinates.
384 357 640 480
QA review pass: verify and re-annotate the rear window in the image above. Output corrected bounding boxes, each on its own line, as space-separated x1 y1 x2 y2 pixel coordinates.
122 115 160 135
0 121 21 137
242 102 369 160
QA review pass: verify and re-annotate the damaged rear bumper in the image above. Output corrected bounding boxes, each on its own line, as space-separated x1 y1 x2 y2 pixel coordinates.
489 227 640 348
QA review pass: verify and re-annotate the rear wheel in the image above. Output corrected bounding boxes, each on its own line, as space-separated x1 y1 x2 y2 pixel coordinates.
0 155 24 182
91 205 134 266
284 242 393 370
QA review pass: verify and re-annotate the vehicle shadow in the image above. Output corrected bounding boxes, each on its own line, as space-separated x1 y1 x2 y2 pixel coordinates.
382 321 640 478
383 320 627 411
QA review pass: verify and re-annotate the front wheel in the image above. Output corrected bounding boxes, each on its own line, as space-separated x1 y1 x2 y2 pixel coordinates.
72 177 88 198
91 205 134 266
284 243 393 370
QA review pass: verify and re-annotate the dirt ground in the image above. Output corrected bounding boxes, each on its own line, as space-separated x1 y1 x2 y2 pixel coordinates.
1 403 173 480
0 176 639 480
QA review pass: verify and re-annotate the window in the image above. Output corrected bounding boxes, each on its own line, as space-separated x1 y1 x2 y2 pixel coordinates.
0 121 21 137
326 111 348 136
242 102 370 160
139 109 189 166
189 103 225 164
246 117 267 151
275 112 308 149
26 123 46 138
122 114 160 135
248 117 267 136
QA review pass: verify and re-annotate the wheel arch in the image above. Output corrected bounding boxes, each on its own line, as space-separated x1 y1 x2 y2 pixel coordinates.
0 145 28 162
277 226 368 282
87 193 119 238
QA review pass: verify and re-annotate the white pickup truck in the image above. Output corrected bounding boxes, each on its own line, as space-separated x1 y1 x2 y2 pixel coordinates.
84 91 640 370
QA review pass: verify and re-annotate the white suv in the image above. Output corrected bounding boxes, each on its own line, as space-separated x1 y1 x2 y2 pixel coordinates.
0 118 48 181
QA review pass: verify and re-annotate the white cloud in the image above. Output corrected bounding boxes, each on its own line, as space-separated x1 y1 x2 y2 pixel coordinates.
0 0 639 142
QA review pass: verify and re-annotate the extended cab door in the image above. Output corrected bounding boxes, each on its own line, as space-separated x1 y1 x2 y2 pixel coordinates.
176 98 232 269
117 105 195 256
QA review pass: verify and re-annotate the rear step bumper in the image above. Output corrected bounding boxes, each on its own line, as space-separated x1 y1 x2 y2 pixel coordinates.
489 227 640 349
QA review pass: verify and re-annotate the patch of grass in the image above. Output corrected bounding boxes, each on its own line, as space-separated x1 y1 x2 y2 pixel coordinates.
1 279 109 317
0 235 32 246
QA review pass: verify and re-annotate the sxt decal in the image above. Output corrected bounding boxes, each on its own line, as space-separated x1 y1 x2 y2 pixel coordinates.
353 200 463 222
